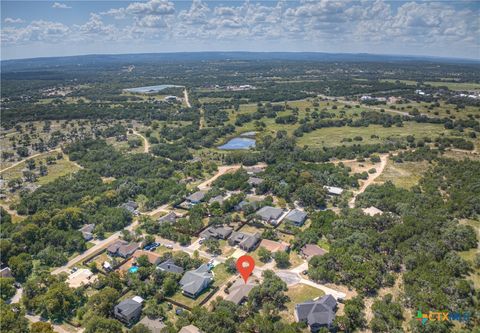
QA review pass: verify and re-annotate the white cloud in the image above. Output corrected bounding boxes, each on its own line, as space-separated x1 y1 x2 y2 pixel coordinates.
52 2 71 9
2 0 479 58
1 20 70 44
4 18 24 24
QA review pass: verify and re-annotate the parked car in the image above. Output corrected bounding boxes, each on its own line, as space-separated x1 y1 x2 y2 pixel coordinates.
144 242 160 251
165 244 173 249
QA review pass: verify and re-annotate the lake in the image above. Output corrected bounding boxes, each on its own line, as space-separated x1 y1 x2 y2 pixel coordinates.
218 137 256 150
124 84 183 93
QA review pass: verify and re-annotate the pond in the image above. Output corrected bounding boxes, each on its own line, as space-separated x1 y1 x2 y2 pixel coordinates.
124 84 183 94
218 137 256 150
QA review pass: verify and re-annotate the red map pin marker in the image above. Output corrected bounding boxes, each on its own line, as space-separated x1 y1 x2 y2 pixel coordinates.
236 255 255 283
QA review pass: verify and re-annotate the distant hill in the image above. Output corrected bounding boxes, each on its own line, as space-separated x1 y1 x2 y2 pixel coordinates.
2 51 479 72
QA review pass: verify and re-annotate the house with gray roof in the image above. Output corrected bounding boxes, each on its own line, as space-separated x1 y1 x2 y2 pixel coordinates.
79 224 95 241
247 177 264 186
225 278 258 305
294 295 337 332
121 200 139 215
157 259 184 274
324 186 344 196
137 316 165 333
107 240 138 258
114 296 143 325
285 209 308 226
208 195 225 205
158 212 177 225
186 191 206 204
179 264 213 298
199 226 233 240
255 206 284 225
228 231 261 252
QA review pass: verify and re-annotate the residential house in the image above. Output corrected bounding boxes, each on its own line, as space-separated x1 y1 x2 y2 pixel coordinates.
247 177 263 186
179 325 204 333
228 231 261 252
107 240 138 258
225 278 258 305
132 250 162 266
362 206 383 216
186 191 206 204
114 296 144 325
259 239 290 253
324 186 344 196
179 264 213 298
234 200 260 212
294 295 337 332
67 268 97 289
0 267 13 278
199 226 233 240
255 206 284 225
300 244 326 260
208 195 225 205
284 209 308 226
244 166 264 175
158 212 177 225
79 224 95 241
122 200 139 215
157 259 184 274
137 316 165 333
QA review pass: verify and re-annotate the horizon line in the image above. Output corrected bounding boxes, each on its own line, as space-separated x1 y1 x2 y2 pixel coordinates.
2 50 479 63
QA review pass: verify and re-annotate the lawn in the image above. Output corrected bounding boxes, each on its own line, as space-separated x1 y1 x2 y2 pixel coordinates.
282 284 326 322
212 263 233 287
297 122 451 148
170 287 212 308
376 160 431 189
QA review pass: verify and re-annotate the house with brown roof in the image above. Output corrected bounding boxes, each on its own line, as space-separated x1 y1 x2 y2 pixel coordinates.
259 239 290 253
132 250 162 266
300 244 327 260
179 325 203 333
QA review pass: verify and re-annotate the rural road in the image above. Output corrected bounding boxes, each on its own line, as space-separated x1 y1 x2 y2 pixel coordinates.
132 129 150 153
184 88 191 108
348 154 388 208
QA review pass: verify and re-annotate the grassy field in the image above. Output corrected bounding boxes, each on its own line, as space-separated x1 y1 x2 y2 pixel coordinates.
297 122 450 148
391 101 480 120
425 81 480 91
376 160 432 189
0 151 82 204
381 79 480 91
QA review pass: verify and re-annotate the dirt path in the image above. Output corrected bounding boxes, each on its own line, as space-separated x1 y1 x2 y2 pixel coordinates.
183 88 191 108
132 129 150 153
197 165 242 190
0 148 61 173
348 154 388 208
197 163 267 191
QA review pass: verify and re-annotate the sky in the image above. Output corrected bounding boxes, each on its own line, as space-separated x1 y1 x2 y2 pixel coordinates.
1 0 479 60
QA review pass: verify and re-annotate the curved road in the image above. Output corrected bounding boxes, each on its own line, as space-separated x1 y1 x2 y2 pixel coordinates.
132 129 150 153
0 148 61 173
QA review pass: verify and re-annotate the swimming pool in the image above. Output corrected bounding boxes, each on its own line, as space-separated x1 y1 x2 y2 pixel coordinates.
129 265 139 273
218 137 256 150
